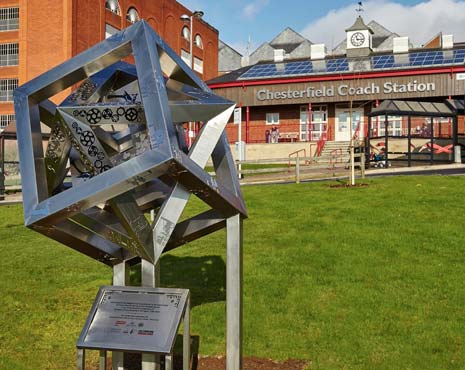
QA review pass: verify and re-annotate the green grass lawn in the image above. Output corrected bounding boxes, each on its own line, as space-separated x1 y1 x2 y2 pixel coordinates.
2 175 465 369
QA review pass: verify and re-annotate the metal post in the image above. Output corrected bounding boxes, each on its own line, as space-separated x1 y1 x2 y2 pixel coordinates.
295 156 300 184
226 214 243 370
99 350 107 370
430 116 434 165
112 262 129 370
183 295 191 370
142 259 161 370
77 349 85 370
366 117 371 169
453 116 461 163
246 106 250 144
0 136 4 201
408 116 412 167
384 114 389 168
349 102 355 185
360 148 365 178
308 102 312 142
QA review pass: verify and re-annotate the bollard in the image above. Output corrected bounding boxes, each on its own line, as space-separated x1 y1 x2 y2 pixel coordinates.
454 145 461 164
295 156 300 184
360 151 365 179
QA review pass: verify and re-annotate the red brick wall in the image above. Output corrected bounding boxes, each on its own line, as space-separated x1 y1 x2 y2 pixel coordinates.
73 0 219 80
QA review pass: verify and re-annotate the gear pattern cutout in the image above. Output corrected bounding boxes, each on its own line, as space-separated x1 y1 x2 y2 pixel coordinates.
72 106 143 125
69 121 111 174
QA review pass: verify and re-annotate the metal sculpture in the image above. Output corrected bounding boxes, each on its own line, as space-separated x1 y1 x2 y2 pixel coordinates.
14 20 246 370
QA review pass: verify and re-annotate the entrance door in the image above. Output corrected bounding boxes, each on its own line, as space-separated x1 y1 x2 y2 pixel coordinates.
335 108 364 141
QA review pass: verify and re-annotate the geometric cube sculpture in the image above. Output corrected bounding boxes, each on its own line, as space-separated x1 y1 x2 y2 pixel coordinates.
14 21 247 266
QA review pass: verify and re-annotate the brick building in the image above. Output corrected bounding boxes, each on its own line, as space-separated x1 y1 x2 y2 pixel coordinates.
0 0 219 131
209 17 465 149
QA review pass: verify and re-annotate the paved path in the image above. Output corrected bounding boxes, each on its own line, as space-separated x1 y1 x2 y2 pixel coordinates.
2 163 465 204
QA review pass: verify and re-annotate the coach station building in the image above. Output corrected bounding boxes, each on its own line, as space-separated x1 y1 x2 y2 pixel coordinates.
209 16 465 147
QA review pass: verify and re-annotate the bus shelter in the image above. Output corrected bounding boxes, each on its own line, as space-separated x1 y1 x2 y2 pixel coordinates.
0 121 17 200
367 99 463 168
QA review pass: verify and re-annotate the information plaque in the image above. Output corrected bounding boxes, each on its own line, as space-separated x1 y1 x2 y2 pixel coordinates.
77 286 189 354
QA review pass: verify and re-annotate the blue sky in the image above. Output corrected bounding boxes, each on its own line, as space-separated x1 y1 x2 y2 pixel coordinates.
179 0 465 54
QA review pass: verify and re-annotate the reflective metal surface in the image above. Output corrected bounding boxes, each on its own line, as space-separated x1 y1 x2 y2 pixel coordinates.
77 286 189 355
14 20 247 266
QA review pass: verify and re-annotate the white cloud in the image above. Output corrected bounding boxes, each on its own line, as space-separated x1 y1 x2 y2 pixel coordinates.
301 0 465 50
243 0 270 20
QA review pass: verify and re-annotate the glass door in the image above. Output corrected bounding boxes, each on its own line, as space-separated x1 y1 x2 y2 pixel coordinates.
335 108 364 141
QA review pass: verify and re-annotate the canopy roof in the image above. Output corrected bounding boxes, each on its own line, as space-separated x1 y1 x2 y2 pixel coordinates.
368 99 458 117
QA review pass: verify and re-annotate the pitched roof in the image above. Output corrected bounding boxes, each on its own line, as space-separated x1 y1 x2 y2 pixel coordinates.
345 16 374 33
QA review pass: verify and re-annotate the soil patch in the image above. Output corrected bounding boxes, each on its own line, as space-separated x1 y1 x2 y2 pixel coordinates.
90 354 309 370
329 183 369 188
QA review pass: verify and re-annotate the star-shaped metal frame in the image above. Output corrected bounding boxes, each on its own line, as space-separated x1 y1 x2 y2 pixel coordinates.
14 21 247 266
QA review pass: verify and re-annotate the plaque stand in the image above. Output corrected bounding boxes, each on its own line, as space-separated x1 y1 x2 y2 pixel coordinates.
76 283 191 370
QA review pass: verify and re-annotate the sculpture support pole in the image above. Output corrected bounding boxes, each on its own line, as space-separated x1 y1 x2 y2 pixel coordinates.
112 262 130 370
226 214 243 370
141 259 161 370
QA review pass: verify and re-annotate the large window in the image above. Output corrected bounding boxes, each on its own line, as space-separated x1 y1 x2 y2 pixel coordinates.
0 7 19 31
0 43 18 66
266 113 279 125
0 78 18 101
126 7 140 23
194 34 203 49
181 49 191 66
182 26 190 41
193 57 203 73
105 0 121 15
300 105 327 141
378 116 403 137
0 114 14 129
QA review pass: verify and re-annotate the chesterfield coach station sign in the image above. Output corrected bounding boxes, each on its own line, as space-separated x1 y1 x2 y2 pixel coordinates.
257 80 436 101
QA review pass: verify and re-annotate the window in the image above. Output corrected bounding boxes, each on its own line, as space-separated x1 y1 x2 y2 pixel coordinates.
0 7 19 31
0 78 18 101
378 116 403 137
300 105 327 141
266 113 279 125
194 34 203 49
181 49 191 66
105 23 119 39
105 0 121 15
0 43 18 66
182 26 190 41
0 114 14 130
193 57 203 73
126 7 140 23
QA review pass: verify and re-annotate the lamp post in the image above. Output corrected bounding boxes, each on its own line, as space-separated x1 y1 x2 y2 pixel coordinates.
180 11 204 147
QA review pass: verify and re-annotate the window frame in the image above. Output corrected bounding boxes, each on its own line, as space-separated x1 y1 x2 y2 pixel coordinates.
266 112 280 125
0 42 18 66
0 7 19 32
0 78 18 102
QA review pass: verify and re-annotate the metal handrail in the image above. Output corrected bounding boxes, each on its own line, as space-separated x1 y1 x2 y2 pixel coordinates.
288 148 306 169
329 148 343 168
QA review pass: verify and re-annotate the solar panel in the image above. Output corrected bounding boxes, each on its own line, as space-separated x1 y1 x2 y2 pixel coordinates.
238 48 465 80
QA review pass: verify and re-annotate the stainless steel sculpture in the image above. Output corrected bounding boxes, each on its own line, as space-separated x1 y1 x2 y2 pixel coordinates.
14 21 246 370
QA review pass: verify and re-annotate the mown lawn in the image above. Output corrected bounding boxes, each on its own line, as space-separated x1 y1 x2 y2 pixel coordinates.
1 175 465 370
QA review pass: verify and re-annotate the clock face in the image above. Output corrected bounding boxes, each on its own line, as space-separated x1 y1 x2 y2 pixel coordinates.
350 32 365 47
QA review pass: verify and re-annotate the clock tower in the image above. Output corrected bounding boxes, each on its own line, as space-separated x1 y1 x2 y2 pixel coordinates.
346 16 373 57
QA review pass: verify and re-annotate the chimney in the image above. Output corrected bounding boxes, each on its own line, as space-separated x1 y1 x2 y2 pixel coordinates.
393 37 409 53
274 49 285 62
442 34 453 49
311 44 326 60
